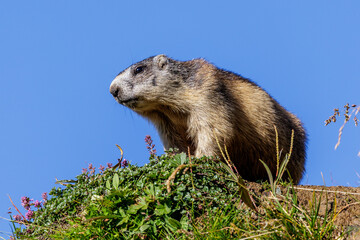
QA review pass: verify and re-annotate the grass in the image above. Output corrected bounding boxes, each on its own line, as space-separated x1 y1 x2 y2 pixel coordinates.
7 139 347 239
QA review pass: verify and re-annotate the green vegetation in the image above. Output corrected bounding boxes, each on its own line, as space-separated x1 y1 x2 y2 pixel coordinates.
6 105 359 239
8 145 345 239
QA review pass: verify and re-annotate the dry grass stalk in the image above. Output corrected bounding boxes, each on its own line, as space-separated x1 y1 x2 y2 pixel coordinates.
325 103 359 155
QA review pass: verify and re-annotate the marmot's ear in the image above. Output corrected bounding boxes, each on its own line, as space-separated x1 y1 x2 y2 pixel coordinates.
154 54 168 70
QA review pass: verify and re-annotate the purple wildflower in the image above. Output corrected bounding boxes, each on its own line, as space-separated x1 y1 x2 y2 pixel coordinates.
13 214 22 221
82 168 87 174
121 159 129 168
107 163 113 169
145 135 157 156
99 165 105 172
21 196 31 210
34 200 41 208
88 163 95 175
41 192 48 202
25 210 34 220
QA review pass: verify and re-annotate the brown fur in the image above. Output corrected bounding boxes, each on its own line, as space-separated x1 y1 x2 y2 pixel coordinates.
110 55 307 184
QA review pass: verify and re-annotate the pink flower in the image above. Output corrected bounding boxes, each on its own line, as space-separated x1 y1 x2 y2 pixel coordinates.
34 200 41 208
21 196 32 210
107 163 113 169
99 165 105 172
41 192 48 202
13 215 22 221
145 135 157 156
25 210 34 220
122 159 129 168
88 163 94 170
88 163 95 175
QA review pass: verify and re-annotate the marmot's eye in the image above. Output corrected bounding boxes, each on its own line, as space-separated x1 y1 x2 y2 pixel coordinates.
134 66 145 75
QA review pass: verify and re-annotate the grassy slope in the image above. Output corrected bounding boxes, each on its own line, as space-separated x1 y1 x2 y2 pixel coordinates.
9 150 348 239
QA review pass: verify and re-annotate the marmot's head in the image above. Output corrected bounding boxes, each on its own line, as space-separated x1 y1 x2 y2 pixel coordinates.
110 54 185 112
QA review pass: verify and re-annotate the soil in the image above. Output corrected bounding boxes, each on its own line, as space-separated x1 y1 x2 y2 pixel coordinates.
245 182 360 239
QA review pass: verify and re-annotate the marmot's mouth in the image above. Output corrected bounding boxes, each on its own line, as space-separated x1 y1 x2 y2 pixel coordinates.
119 98 139 108
120 98 138 104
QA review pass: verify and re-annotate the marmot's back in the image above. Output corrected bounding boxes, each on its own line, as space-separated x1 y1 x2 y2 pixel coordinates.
110 55 306 184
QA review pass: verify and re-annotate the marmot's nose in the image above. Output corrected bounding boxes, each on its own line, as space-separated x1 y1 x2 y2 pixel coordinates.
110 84 119 97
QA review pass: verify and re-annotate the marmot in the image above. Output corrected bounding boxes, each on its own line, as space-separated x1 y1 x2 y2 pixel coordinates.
110 55 306 184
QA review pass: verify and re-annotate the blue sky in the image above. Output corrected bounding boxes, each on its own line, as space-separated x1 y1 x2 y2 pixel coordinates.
1 1 360 236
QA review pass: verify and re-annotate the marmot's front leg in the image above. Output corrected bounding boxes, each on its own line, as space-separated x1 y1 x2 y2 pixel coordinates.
188 114 218 158
194 137 217 158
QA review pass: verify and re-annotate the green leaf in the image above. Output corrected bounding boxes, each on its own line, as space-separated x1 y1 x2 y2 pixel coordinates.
116 215 129 226
259 159 274 192
173 154 181 165
113 173 119 190
155 203 171 216
165 216 181 231
180 216 190 230
152 221 157 234
236 175 257 211
139 224 151 232
154 186 162 196
128 197 148 214
106 179 111 189
137 197 149 210
277 154 290 182
179 152 187 164
144 183 155 197
127 204 141 214
118 208 126 217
